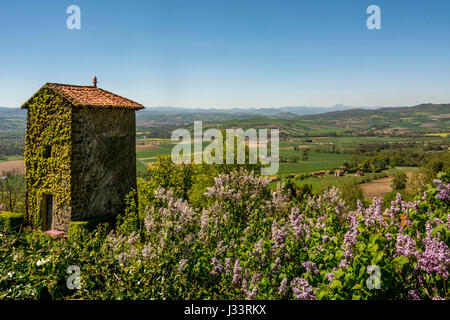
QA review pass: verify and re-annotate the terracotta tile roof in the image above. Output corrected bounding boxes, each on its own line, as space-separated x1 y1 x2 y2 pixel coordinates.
22 83 144 110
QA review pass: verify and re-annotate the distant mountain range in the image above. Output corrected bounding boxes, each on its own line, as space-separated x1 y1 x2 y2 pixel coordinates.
1 104 448 135
298 103 450 120
0 104 390 119
136 104 381 117
2 105 378 124
135 104 385 122
0 107 26 118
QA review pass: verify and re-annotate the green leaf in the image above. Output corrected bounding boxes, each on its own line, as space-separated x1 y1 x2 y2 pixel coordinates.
330 280 342 289
356 225 365 233
359 265 366 278
356 242 366 252
335 250 344 260
368 243 379 253
393 256 409 269
372 251 384 264
352 284 362 290
334 268 344 278
317 290 327 300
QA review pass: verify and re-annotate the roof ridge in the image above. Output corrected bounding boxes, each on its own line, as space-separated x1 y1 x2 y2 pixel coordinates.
47 82 95 88
22 82 144 110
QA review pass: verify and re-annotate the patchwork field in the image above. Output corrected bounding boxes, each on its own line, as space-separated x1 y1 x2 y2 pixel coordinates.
359 176 393 198
359 169 417 198
0 160 24 175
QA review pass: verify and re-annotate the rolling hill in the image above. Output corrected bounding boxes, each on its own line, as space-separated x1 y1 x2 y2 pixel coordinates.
296 104 450 134
1 104 449 136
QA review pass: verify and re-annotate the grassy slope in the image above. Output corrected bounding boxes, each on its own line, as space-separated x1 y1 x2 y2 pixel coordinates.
297 104 450 133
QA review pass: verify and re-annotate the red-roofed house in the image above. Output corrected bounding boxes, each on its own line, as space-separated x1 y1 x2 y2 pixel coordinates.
21 78 144 232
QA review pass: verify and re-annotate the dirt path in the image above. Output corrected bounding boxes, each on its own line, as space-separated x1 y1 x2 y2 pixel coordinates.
360 171 414 199
0 160 25 175
360 176 393 199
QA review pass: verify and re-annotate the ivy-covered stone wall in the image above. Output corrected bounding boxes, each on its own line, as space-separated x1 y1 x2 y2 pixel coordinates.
24 88 73 231
70 108 137 221
24 87 138 231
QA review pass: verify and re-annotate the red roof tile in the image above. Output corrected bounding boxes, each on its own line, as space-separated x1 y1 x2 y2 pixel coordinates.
22 83 144 110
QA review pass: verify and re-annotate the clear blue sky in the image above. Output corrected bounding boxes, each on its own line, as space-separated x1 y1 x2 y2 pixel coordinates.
0 0 449 108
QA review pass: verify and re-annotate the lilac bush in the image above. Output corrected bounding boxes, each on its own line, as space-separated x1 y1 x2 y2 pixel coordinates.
0 171 448 300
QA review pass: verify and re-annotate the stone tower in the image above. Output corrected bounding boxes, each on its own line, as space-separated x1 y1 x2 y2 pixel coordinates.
21 79 144 232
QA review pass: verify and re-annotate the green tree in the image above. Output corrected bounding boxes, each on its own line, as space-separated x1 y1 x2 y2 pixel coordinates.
338 182 365 210
391 172 407 191
296 183 313 201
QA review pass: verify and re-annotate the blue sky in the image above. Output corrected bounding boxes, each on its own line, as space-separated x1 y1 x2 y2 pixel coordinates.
0 0 449 108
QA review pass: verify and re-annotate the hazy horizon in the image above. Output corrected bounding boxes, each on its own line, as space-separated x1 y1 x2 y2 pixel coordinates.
0 103 416 110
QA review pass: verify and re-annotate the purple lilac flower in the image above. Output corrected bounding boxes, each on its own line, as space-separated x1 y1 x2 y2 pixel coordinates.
279 277 288 294
417 226 450 278
433 179 450 201
339 227 358 268
407 289 421 300
395 232 418 258
152 187 197 235
290 278 316 300
224 258 231 274
326 273 334 282
390 193 403 215
117 248 137 266
253 239 263 256
385 233 393 241
362 197 386 228
301 261 319 274
242 278 258 300
289 208 311 239
142 243 152 259
232 260 243 285
178 259 188 273
204 169 270 215
250 273 261 286
272 257 282 273
271 182 292 213
211 257 224 275
127 232 139 246
271 221 287 251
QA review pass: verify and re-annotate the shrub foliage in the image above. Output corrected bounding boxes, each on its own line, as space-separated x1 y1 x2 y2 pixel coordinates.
0 170 448 300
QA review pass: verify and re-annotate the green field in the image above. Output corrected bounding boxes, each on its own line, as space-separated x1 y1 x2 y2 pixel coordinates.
274 166 420 193
287 172 384 191
135 136 445 177
0 155 24 162
136 140 350 173
136 143 176 160
277 152 349 175
136 159 148 176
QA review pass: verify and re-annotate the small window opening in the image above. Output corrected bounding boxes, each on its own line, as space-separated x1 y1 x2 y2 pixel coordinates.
43 145 52 159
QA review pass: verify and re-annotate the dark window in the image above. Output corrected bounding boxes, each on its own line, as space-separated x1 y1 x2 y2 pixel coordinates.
43 145 52 158
45 194 53 230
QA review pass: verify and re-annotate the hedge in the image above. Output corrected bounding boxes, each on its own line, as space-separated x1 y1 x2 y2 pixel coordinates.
67 216 112 239
0 212 25 231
